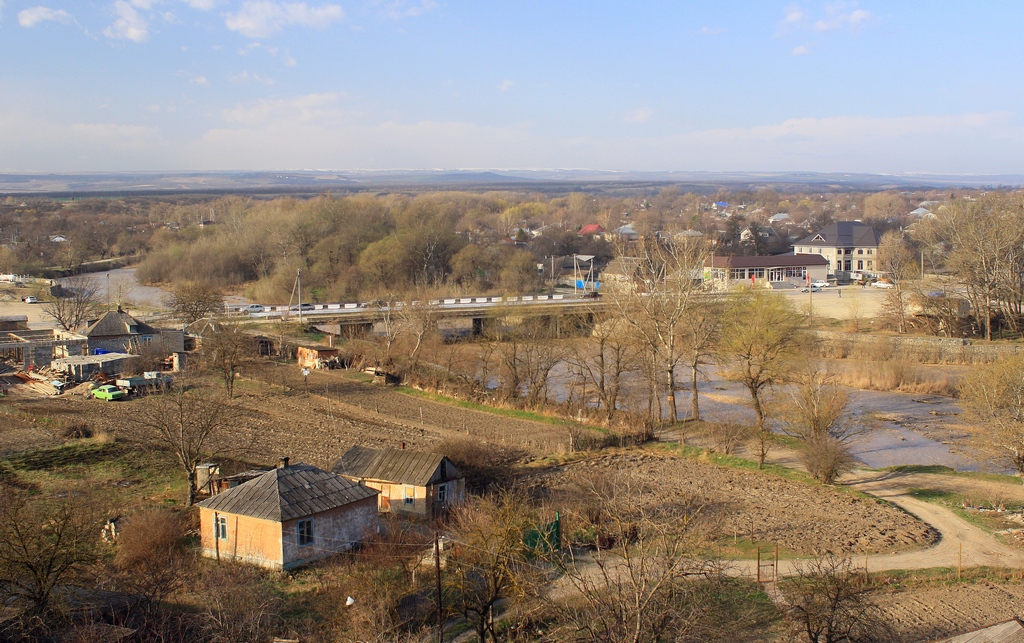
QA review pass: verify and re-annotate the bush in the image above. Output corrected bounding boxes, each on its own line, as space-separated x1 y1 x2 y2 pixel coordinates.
801 435 856 485
434 437 523 492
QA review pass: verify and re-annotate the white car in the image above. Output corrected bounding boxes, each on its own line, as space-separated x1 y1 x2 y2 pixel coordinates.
21 296 38 303
871 280 896 289
240 304 265 314
810 280 829 289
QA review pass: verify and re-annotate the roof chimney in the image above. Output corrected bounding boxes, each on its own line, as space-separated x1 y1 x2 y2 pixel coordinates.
279 456 290 468
400 442 405 450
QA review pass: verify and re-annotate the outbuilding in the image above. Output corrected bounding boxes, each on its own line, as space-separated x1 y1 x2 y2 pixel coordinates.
333 446 465 519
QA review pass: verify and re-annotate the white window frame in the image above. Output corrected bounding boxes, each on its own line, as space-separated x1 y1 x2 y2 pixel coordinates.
215 516 227 540
297 519 314 546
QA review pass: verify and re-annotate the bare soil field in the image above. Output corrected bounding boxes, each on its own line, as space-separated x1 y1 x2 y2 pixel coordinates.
873 580 1024 643
525 450 938 556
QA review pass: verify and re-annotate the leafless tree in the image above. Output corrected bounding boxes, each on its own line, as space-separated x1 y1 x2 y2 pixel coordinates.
202 322 256 398
780 554 891 643
720 289 802 467
125 377 248 506
399 289 442 368
958 354 1024 484
876 231 918 334
0 489 101 619
446 490 543 643
40 274 100 331
608 236 711 423
565 313 639 421
166 280 223 325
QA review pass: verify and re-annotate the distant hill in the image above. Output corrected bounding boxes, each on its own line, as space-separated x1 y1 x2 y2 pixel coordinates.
1 169 1022 196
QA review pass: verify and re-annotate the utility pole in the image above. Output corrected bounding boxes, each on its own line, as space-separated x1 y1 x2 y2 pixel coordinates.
435 532 444 643
297 269 303 325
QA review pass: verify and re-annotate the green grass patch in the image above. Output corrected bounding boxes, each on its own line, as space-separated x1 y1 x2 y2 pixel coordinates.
712 537 802 561
394 386 613 435
884 464 1021 486
907 487 1021 538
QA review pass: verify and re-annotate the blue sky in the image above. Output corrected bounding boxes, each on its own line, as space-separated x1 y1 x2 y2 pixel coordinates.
2 1 1023 173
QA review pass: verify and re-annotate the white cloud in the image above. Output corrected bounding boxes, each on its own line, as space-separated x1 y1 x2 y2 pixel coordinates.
130 0 155 9
699 26 726 35
190 75 209 85
498 79 513 92
229 70 274 85
624 108 653 124
182 0 217 9
104 0 149 42
791 44 811 56
225 1 343 38
783 4 805 25
781 2 873 34
18 6 74 27
0 1 5 22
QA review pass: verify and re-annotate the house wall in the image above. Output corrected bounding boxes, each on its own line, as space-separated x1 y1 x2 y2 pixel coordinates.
794 246 879 277
280 496 378 570
358 480 430 517
88 334 159 355
198 508 283 569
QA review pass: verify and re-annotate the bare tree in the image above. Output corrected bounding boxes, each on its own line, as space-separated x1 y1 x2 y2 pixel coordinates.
608 236 711 423
780 554 891 643
876 231 917 334
126 377 247 505
40 274 100 331
371 293 405 366
399 290 441 368
778 363 863 484
202 322 255 398
681 293 725 421
720 289 802 467
0 489 100 619
445 491 542 643
166 280 223 325
566 313 639 421
958 354 1024 485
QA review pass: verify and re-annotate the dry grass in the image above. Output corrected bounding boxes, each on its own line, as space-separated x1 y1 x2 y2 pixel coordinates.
828 358 958 396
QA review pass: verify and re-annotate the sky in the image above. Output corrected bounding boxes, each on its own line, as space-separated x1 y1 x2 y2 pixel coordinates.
1 1 1023 174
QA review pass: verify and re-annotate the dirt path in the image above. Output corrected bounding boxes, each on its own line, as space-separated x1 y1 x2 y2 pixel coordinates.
728 469 1024 579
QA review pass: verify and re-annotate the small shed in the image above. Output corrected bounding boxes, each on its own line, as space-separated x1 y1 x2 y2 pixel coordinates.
196 459 378 570
296 345 340 370
333 446 465 519
50 353 137 381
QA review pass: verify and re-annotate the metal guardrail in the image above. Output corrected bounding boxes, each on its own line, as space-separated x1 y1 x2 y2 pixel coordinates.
223 293 592 320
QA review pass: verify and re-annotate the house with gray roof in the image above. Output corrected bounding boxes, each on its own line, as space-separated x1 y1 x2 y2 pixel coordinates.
793 221 882 281
78 308 183 355
333 446 465 519
196 458 378 570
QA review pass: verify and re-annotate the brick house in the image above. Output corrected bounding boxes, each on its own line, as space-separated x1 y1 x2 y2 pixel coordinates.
196 459 378 570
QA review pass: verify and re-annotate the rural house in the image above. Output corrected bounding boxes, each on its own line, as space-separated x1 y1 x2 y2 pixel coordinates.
196 459 379 570
78 308 184 355
333 446 465 519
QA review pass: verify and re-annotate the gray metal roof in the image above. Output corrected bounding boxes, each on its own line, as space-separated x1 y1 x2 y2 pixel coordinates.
940 618 1024 643
197 463 378 521
796 222 880 248
81 309 159 338
333 446 461 486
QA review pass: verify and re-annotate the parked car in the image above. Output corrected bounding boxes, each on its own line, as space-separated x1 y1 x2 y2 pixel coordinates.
800 286 822 293
91 384 126 401
871 280 896 289
21 296 38 303
240 304 265 314
810 280 829 289
290 303 315 312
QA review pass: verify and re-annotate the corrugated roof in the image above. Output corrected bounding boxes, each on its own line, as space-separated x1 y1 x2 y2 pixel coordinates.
939 618 1024 643
81 310 159 338
796 222 880 248
197 463 378 521
333 446 460 486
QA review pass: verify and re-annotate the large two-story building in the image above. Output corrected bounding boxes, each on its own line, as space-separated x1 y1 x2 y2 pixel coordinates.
794 222 881 281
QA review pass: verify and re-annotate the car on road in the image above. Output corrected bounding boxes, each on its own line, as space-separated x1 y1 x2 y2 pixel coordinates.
810 280 829 289
240 304 265 314
91 384 126 401
800 286 822 293
289 303 315 312
21 296 38 303
871 280 896 289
